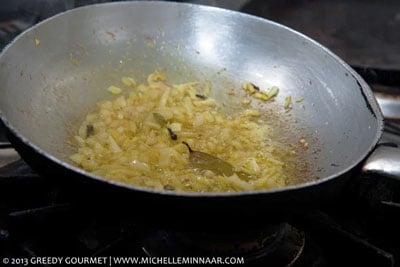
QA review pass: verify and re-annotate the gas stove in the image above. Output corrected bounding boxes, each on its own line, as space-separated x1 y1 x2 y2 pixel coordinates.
0 155 399 266
1 140 399 267
1 1 400 266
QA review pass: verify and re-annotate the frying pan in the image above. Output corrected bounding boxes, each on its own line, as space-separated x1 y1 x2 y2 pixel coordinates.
0 1 399 227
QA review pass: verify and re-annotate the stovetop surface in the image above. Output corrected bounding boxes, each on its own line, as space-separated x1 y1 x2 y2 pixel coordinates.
1 1 400 266
0 157 399 266
240 0 400 71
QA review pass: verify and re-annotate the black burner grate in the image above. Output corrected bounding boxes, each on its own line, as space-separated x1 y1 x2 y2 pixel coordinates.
0 156 399 266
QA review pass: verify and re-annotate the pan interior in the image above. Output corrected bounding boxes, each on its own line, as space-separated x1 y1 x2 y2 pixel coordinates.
0 2 381 190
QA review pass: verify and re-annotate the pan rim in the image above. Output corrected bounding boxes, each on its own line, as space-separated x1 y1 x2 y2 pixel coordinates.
0 1 384 197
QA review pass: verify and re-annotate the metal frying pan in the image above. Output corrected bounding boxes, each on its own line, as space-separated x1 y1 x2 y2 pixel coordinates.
0 2 399 226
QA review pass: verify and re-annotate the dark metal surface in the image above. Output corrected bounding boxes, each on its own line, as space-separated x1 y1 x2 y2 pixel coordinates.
241 0 400 70
0 158 398 266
